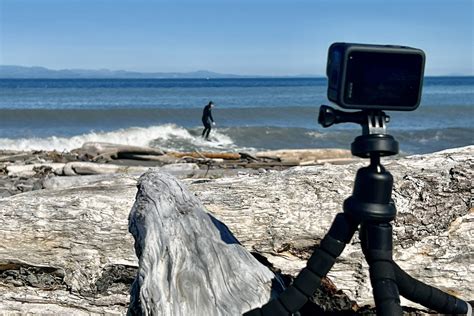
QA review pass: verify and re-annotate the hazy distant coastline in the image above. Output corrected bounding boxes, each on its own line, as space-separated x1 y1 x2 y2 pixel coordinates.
0 65 320 79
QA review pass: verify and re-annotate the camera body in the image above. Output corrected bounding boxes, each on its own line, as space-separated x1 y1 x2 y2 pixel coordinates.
327 43 425 111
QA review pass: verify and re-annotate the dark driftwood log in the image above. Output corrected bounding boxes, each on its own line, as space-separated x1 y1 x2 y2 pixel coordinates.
72 142 165 161
127 172 282 316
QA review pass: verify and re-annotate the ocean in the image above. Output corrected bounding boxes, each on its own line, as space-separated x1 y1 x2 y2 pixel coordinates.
0 77 472 155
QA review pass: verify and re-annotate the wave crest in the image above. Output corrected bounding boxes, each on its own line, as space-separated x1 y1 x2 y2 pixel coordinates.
0 124 236 152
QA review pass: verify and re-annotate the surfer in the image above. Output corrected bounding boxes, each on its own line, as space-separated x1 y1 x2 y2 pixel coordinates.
201 101 216 140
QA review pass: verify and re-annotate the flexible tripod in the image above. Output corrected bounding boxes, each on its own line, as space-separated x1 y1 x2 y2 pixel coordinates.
244 106 472 315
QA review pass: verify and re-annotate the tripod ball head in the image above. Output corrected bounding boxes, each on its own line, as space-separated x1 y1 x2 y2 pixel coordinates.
318 105 399 158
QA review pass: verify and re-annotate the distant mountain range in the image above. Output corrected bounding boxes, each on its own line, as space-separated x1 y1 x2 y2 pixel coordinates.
0 65 317 79
0 65 245 79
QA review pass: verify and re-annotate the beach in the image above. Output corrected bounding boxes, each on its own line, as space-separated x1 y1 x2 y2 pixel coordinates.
0 142 472 314
0 77 473 314
0 143 356 198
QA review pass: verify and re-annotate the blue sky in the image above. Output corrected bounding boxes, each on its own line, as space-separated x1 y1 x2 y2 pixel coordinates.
0 0 472 76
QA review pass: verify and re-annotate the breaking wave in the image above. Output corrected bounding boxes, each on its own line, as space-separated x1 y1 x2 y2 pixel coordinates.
0 123 471 155
0 124 238 152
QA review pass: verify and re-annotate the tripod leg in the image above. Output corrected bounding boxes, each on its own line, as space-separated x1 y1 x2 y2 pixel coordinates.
243 213 358 316
393 262 470 314
361 222 403 316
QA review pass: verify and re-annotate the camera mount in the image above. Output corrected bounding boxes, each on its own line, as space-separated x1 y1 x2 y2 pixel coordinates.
319 105 399 223
318 105 398 158
244 105 471 315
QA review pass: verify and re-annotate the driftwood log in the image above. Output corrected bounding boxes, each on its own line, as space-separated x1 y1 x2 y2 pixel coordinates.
189 146 474 309
0 174 138 314
255 148 353 165
0 146 472 314
72 142 165 161
127 172 282 315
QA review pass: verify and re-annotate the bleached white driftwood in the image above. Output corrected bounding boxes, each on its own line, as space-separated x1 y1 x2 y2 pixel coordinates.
62 162 149 176
61 162 199 177
6 163 66 177
189 146 474 308
255 148 353 164
0 146 472 314
127 172 281 316
0 174 139 314
42 163 200 189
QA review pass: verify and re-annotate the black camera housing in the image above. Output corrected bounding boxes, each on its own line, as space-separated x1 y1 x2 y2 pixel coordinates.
327 43 425 111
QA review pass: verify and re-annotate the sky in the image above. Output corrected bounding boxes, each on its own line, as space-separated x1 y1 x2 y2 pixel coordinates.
0 0 473 76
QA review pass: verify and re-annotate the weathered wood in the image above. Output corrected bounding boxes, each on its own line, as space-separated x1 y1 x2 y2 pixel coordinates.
0 152 36 162
218 161 301 168
63 162 151 176
42 163 200 188
167 152 241 160
62 162 196 176
255 148 353 164
0 146 472 314
189 146 474 308
72 142 165 161
128 172 281 315
0 150 78 163
6 163 66 177
42 173 143 190
114 153 179 163
299 157 358 166
0 175 138 314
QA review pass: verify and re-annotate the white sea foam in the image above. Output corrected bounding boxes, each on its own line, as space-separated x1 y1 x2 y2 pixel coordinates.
306 131 326 139
0 124 236 152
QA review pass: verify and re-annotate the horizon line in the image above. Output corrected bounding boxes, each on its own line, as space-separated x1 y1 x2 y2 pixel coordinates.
1 64 473 78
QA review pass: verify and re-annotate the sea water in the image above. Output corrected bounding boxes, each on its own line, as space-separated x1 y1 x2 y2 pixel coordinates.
0 77 472 154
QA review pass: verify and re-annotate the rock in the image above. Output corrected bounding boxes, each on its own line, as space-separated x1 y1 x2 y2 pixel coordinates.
128 172 281 315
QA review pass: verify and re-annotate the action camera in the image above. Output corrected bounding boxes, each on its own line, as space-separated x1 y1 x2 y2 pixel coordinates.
326 43 425 111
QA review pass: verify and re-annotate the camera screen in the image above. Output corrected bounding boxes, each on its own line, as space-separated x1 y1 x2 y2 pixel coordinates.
344 51 424 108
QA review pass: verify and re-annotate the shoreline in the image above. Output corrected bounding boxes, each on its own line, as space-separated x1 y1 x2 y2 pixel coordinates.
0 143 472 314
0 142 355 198
1 142 472 199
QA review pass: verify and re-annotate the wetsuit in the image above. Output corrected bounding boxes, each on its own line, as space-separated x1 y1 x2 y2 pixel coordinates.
201 104 214 139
